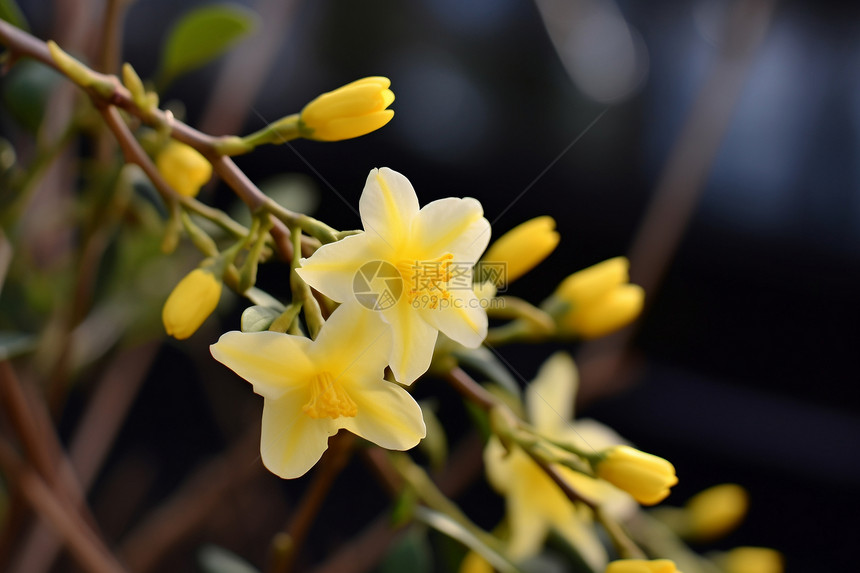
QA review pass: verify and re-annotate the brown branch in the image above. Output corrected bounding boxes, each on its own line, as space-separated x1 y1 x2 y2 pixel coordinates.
443 366 496 410
270 432 356 573
0 362 56 481
117 425 263 573
0 439 127 573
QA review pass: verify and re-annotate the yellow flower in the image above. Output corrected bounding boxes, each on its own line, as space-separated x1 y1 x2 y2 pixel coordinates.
595 445 677 506
162 268 222 339
299 77 395 141
210 304 425 479
553 257 644 339
685 483 748 541
605 559 680 573
297 167 491 384
459 551 493 573
719 547 783 573
481 216 559 286
155 140 212 197
484 352 637 569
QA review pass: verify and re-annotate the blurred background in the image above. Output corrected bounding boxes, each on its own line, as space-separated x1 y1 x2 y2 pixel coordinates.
4 0 860 571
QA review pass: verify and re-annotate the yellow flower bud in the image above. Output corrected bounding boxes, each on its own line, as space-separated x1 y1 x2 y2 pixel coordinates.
552 257 644 338
561 283 645 339
556 256 629 304
155 141 212 197
299 77 395 141
481 216 560 286
605 559 680 573
685 483 748 541
719 547 783 573
596 445 678 505
162 268 222 339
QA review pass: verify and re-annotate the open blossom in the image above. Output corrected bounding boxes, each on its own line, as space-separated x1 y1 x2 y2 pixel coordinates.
210 304 425 479
484 352 637 569
297 167 491 384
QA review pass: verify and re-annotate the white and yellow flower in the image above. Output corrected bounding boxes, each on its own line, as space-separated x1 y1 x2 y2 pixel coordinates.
297 167 491 384
484 352 637 569
210 303 426 479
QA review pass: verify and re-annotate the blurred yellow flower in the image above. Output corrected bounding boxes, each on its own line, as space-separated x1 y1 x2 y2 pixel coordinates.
459 551 493 573
297 167 491 384
685 483 748 541
719 547 783 573
155 140 212 197
595 445 677 506
553 256 644 338
481 216 559 286
605 558 680 573
299 77 395 141
210 304 425 479
162 267 222 339
484 352 636 569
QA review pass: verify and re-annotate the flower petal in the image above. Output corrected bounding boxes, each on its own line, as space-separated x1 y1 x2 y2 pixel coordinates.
383 300 438 384
483 436 513 493
410 197 490 263
297 233 378 303
210 331 314 400
359 168 420 248
259 390 337 479
339 379 426 450
506 484 551 561
307 303 391 380
421 289 487 348
526 352 577 432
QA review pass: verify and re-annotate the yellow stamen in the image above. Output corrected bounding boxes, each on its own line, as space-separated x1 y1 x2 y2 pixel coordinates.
303 372 357 419
397 253 454 308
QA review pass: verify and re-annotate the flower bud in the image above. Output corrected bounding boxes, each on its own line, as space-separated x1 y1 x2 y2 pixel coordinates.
155 141 212 197
552 257 644 338
685 483 748 541
595 445 677 505
162 268 222 339
299 77 394 141
719 547 783 573
605 559 680 573
560 283 644 339
481 216 559 286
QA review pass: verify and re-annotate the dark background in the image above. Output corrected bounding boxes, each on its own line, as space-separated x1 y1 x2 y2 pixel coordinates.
11 0 860 571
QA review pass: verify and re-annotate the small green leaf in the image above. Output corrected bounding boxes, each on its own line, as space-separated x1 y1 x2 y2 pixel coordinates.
0 331 36 360
240 305 281 332
0 61 61 132
417 400 448 470
453 346 521 399
158 4 258 89
198 545 260 573
0 0 30 31
413 507 522 573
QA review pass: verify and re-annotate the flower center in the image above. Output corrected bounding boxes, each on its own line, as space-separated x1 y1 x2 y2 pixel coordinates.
396 253 454 309
303 372 357 419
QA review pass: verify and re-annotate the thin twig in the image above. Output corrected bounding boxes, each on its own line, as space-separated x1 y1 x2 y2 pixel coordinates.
117 425 263 573
0 439 127 573
270 433 356 573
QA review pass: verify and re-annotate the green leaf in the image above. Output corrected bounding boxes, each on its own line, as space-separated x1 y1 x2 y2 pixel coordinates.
417 400 448 470
157 4 258 89
378 527 433 573
0 331 36 360
0 61 62 132
453 346 521 399
198 545 260 573
413 507 523 573
240 305 281 332
0 0 30 31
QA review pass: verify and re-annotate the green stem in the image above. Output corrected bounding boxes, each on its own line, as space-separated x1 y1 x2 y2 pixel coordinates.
290 226 324 338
